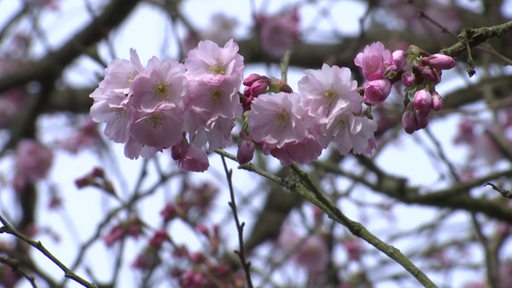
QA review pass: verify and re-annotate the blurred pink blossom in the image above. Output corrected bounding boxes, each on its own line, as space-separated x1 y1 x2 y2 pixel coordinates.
257 7 300 58
293 235 329 277
13 139 53 191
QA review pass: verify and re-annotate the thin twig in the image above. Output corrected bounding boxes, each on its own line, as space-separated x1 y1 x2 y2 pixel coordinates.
220 155 254 288
0 214 96 288
217 149 438 287
485 182 512 199
0 256 37 287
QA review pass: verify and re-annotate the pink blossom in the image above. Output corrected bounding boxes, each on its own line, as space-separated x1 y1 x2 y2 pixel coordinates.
248 92 323 165
276 225 301 253
184 39 243 86
249 92 308 149
103 218 143 246
182 13 238 52
15 139 53 185
131 253 151 270
183 39 244 150
90 89 130 143
180 270 206 288
298 64 362 116
128 107 183 149
293 235 329 277
363 79 392 105
171 142 209 172
269 135 323 166
472 130 506 164
185 78 242 128
123 136 159 160
90 48 143 99
257 7 300 58
57 118 101 153
343 239 362 261
327 103 377 155
453 119 475 144
354 42 395 81
129 58 186 111
0 90 25 127
160 203 178 222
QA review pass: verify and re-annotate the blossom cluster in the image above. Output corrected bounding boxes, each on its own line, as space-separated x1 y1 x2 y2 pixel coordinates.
90 39 244 172
243 64 377 166
354 42 456 133
90 39 456 171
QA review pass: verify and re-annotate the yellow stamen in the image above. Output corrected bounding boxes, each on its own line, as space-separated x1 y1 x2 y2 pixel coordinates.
211 90 223 103
324 88 337 101
209 64 225 75
274 109 290 128
145 112 164 129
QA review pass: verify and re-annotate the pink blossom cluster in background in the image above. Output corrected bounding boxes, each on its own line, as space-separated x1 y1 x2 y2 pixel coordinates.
90 39 456 171
13 139 53 192
256 7 300 58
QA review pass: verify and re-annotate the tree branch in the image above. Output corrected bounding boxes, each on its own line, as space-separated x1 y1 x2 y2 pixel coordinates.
0 0 142 94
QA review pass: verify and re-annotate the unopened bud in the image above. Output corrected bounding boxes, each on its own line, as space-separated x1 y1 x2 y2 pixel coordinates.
422 54 456 70
363 79 391 105
432 91 442 110
236 137 255 164
413 89 432 115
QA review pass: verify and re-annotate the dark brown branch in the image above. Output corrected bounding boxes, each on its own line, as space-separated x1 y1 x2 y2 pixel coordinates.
0 0 142 94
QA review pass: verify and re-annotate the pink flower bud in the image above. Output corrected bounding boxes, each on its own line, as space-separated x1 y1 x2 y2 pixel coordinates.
189 252 204 264
431 91 442 110
392 49 406 70
149 229 167 247
415 64 440 83
363 79 392 105
416 113 429 129
294 235 329 277
160 203 178 222
422 53 456 70
343 240 362 261
401 71 415 87
402 109 419 134
413 89 432 115
236 138 254 164
242 73 265 86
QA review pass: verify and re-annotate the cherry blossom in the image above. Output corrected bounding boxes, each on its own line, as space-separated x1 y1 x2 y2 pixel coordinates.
354 42 396 81
298 63 361 116
13 139 53 191
257 7 300 58
248 92 308 149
